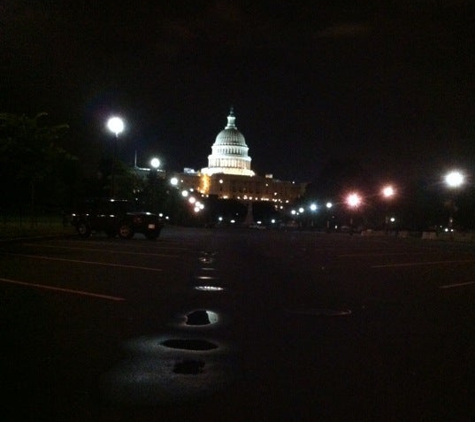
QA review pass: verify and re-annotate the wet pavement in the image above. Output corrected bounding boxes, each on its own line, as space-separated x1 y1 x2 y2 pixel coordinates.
2 227 475 421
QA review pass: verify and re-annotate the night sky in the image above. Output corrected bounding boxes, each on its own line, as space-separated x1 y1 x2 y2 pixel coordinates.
1 0 475 185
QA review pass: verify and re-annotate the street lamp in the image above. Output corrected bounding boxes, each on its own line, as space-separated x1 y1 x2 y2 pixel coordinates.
150 157 161 169
106 116 124 197
444 170 465 230
381 185 396 233
445 170 464 188
346 192 362 208
382 185 395 198
346 192 362 234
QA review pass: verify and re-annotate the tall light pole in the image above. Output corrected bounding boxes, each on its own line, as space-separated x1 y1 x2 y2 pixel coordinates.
107 117 124 197
346 192 362 235
382 185 396 233
444 170 465 230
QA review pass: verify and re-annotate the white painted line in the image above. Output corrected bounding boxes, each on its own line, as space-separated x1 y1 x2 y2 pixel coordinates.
340 252 431 257
68 239 191 251
3 253 163 272
0 277 125 301
439 281 475 289
24 243 179 258
372 259 475 268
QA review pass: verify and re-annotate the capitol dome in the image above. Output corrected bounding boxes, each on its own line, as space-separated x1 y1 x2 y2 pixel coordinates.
202 108 255 176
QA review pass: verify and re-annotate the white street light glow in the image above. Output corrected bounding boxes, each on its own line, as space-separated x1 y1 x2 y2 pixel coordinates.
150 158 160 168
445 171 464 188
107 117 124 136
382 185 395 198
347 193 362 208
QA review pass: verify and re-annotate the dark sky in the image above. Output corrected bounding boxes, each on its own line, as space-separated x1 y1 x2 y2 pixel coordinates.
1 0 475 184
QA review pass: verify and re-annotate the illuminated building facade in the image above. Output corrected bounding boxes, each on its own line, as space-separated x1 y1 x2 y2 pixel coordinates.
201 108 254 177
172 109 307 204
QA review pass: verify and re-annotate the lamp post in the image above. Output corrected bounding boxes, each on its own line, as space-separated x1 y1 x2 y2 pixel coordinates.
325 201 333 232
382 185 395 233
106 116 124 197
444 170 465 230
346 192 362 235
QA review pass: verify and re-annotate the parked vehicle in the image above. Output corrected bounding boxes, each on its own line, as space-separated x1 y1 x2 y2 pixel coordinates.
71 198 164 239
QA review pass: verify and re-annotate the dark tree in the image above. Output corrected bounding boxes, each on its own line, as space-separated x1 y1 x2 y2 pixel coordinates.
0 112 77 214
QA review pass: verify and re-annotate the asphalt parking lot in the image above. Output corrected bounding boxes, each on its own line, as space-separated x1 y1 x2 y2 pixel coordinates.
1 227 474 421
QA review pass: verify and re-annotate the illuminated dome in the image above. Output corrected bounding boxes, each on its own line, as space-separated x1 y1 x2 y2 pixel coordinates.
202 108 254 176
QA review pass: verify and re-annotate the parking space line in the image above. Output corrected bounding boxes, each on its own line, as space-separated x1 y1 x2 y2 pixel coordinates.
64 239 191 251
439 281 475 289
372 259 475 268
339 252 432 257
23 243 180 258
2 253 163 272
0 277 125 301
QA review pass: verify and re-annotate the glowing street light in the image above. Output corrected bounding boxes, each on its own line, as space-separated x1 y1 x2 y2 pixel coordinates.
107 117 124 137
382 185 395 198
150 157 161 169
445 170 464 188
346 192 362 234
106 116 125 197
346 192 362 208
444 170 465 230
382 185 396 233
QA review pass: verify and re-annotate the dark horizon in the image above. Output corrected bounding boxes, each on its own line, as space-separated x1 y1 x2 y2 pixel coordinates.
1 1 474 184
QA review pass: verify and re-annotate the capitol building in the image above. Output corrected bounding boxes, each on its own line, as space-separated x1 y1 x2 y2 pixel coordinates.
172 109 307 205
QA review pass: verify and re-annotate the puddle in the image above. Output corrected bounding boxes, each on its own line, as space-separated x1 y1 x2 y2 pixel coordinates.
161 339 219 351
173 360 205 374
194 275 220 280
194 285 225 292
186 310 219 325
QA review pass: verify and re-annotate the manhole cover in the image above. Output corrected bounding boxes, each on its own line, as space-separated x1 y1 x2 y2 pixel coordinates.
161 339 219 351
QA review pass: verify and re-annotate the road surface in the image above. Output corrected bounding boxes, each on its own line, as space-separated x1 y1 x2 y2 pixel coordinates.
1 227 474 421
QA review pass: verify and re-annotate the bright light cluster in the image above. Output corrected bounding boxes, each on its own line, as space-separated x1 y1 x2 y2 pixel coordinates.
106 117 124 136
445 171 464 188
346 193 362 208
